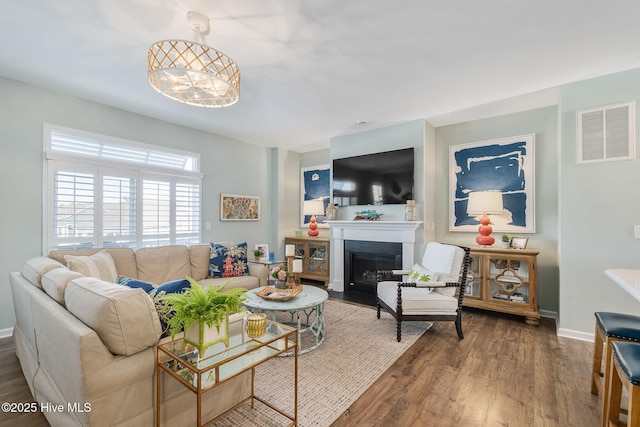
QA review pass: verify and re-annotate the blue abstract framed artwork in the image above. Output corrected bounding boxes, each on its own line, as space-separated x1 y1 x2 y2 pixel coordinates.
301 164 330 228
449 134 535 233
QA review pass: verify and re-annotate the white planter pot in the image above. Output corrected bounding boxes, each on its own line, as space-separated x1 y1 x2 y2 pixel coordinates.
184 316 229 356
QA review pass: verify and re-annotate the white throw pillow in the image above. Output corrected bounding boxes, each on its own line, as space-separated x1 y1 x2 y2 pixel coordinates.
407 263 439 289
64 250 118 283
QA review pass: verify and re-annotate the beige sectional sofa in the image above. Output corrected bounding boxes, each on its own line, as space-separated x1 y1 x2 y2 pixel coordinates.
10 243 268 427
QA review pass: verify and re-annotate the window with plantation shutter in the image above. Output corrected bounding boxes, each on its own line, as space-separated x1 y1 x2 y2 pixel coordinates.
44 124 202 252
103 175 136 248
577 102 636 163
142 178 171 247
53 170 95 248
175 182 201 244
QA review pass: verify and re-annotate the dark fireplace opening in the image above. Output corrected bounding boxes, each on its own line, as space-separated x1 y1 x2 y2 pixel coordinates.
345 240 402 295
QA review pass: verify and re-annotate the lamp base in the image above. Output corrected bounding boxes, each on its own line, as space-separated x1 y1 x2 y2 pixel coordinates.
475 214 495 246
476 235 495 246
308 215 319 237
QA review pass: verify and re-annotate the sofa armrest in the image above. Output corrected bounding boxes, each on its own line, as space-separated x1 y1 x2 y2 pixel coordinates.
247 263 268 286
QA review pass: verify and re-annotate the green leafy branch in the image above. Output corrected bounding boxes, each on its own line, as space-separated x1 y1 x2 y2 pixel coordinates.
154 277 247 339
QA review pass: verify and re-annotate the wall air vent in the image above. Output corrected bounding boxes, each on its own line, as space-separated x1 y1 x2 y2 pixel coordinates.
577 102 635 163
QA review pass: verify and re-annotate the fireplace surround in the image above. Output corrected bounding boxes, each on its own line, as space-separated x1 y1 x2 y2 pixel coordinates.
328 221 423 292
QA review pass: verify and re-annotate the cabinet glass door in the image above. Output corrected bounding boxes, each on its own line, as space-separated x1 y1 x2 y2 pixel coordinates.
489 258 530 303
308 244 327 274
464 256 481 298
292 243 305 259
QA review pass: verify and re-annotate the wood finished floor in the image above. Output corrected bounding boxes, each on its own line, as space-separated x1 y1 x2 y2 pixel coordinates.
0 307 599 427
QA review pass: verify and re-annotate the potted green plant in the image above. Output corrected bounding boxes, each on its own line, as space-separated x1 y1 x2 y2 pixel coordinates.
500 234 511 248
253 248 262 261
155 277 247 355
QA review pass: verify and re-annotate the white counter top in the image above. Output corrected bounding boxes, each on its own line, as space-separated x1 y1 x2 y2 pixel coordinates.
605 269 640 303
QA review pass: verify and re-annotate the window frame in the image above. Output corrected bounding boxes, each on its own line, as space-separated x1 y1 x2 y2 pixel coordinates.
44 124 203 253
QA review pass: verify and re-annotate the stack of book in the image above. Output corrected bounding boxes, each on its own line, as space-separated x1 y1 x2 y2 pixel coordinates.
493 292 525 302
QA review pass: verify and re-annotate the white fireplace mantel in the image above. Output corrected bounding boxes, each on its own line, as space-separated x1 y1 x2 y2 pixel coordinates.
327 220 423 292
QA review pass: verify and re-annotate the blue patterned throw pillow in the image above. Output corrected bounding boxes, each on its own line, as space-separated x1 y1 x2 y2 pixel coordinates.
209 242 248 278
154 278 191 294
116 276 192 295
115 276 155 293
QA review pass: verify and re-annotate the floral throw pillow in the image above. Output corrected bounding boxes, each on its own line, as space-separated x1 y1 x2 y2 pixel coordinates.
209 242 248 278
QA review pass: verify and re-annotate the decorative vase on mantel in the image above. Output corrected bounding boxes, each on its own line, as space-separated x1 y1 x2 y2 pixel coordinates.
184 316 229 357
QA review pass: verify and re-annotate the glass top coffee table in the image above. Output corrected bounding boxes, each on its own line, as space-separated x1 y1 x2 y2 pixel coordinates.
243 285 328 355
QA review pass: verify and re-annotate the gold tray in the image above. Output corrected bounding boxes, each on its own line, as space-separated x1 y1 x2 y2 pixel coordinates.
255 286 302 301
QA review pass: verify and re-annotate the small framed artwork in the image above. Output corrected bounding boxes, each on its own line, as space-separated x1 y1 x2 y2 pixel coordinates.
509 237 529 249
254 244 269 262
220 194 260 221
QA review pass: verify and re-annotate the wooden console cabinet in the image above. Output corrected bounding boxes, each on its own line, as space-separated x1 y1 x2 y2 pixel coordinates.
284 236 330 285
463 247 540 325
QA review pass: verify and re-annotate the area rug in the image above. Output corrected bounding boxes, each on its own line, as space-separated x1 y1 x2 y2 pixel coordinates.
214 298 430 426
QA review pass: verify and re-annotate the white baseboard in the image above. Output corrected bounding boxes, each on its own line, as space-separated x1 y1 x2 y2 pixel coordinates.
540 309 557 321
539 309 595 342
557 327 594 342
539 310 594 342
0 327 14 340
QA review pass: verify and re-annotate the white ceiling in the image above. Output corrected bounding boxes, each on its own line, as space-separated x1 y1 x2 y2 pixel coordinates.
2 1 640 152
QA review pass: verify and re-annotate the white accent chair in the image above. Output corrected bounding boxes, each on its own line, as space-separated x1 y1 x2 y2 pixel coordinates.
376 242 471 341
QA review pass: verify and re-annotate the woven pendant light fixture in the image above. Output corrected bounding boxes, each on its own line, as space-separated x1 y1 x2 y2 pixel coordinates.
148 11 240 108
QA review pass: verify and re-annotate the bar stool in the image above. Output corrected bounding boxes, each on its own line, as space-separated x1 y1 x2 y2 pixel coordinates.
605 341 640 427
593 313 640 395
593 313 640 427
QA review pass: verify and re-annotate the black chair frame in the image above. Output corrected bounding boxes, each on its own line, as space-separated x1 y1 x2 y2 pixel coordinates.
376 245 471 342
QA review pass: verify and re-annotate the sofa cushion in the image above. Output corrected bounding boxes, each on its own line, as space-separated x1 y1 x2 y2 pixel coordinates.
201 276 258 291
209 242 248 278
22 256 65 289
65 277 162 356
41 268 83 306
190 244 211 281
135 245 191 285
64 251 118 283
48 248 138 278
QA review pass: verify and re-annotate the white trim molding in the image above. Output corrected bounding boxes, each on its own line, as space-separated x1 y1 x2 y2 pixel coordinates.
327 220 422 292
0 327 14 340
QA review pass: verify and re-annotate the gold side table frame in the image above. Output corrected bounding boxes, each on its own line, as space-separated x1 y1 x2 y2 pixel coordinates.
156 320 298 426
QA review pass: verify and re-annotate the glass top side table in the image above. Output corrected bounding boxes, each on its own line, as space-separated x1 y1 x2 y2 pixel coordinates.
157 320 298 427
243 285 328 355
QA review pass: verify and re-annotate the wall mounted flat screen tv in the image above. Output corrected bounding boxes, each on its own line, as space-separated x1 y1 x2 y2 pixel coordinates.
332 148 414 207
